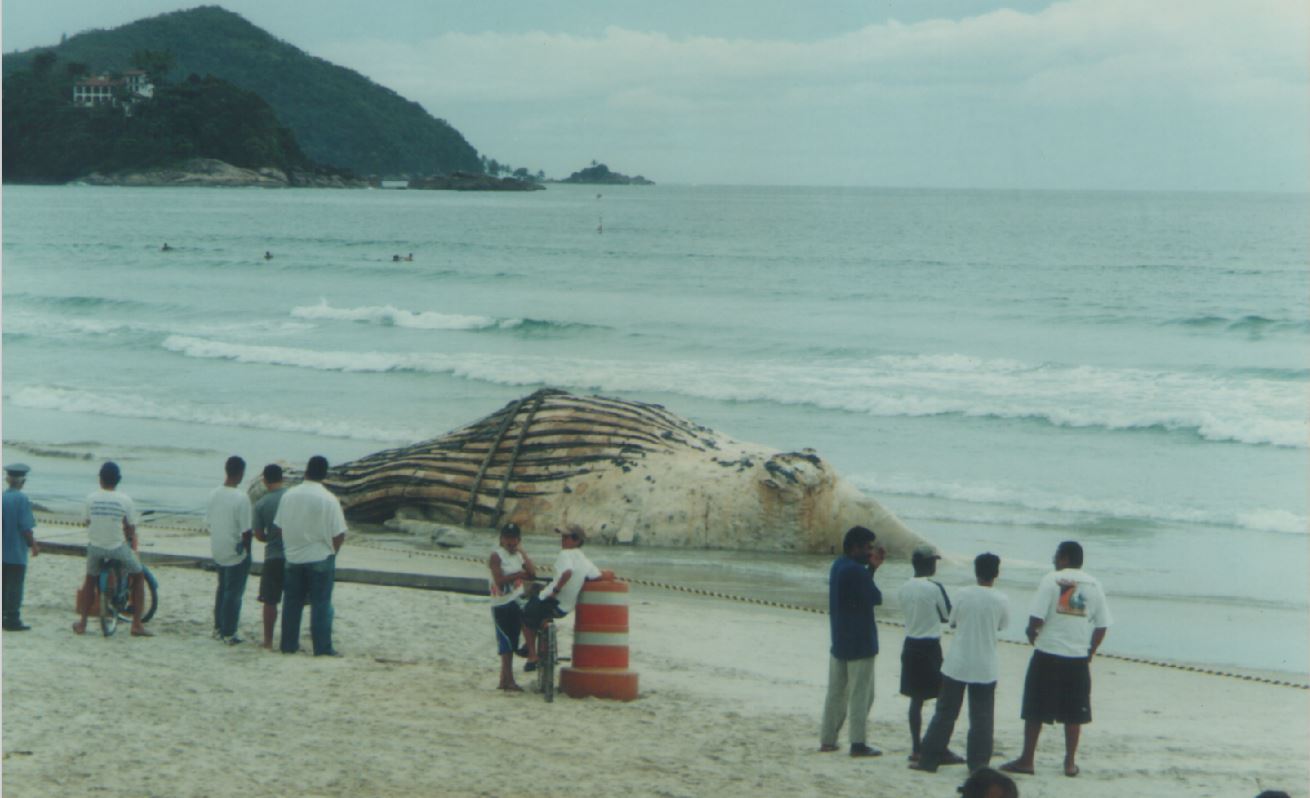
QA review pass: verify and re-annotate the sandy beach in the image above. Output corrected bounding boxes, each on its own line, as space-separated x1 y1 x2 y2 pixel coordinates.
2 542 1306 798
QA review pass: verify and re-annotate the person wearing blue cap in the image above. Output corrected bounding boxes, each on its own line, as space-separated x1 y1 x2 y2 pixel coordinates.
3 463 40 631
73 462 152 637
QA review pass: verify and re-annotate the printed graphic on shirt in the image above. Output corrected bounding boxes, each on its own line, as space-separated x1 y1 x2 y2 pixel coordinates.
1056 579 1087 616
89 498 128 520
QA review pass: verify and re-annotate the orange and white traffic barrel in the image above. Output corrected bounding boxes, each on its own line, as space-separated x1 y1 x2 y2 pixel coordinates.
560 578 639 701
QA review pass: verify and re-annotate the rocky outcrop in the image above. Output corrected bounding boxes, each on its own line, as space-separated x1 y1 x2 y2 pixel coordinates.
78 158 366 188
560 163 654 185
407 171 545 191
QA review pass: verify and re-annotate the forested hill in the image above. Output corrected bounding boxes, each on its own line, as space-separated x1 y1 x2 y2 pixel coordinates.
1 6 482 177
3 63 324 184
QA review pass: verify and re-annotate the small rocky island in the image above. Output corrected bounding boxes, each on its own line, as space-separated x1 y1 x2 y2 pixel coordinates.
560 163 654 186
408 172 544 191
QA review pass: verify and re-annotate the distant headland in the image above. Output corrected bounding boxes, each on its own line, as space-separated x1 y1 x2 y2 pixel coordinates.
1 7 652 191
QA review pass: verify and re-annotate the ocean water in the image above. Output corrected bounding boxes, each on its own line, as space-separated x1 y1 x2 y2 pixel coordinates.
2 184 1307 674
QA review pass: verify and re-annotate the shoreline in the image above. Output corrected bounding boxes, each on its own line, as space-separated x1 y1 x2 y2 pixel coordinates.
20 513 1310 686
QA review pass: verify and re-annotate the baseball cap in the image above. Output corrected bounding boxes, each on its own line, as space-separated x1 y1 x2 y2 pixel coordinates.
500 522 522 538
911 544 941 562
554 523 587 542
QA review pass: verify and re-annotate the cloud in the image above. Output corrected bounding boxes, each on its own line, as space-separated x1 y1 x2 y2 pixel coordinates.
316 0 1307 188
323 1 1304 104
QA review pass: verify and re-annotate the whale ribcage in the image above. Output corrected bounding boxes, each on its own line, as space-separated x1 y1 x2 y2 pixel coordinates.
323 389 715 525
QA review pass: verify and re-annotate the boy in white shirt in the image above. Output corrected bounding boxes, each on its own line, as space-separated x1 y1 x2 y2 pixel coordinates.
912 552 1010 774
896 544 960 764
72 462 152 637
207 456 253 645
521 524 612 632
488 522 536 690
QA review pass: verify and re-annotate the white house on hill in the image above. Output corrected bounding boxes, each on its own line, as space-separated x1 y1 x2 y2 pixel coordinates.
73 69 154 108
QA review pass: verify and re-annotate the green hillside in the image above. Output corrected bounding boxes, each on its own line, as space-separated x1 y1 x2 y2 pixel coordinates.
1 6 482 176
3 60 320 183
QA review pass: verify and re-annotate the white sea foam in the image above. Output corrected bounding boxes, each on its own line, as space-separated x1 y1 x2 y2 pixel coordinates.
6 385 418 443
3 309 314 340
159 335 1310 449
290 299 506 331
854 472 1310 536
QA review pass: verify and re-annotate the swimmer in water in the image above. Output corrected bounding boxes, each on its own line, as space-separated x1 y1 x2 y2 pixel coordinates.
264 251 273 260
161 243 173 252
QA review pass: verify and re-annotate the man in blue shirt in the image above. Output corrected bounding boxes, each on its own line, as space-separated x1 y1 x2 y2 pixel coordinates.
819 525 886 757
3 463 40 631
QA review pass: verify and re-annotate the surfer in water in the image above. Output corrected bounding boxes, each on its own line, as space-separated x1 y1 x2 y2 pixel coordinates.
161 243 173 252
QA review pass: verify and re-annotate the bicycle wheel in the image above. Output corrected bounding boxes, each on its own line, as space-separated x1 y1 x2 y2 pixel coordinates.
539 623 557 703
119 569 158 623
98 570 119 637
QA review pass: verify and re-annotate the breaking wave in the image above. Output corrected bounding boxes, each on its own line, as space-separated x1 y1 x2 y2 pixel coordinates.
158 336 1309 449
289 300 603 334
854 473 1308 536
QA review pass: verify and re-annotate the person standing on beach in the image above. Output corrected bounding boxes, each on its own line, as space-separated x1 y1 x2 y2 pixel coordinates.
3 463 40 631
1001 541 1111 778
897 544 959 764
521 524 610 634
819 525 885 757
208 456 253 645
488 522 536 690
252 463 288 649
274 455 347 656
912 553 1010 774
73 462 152 637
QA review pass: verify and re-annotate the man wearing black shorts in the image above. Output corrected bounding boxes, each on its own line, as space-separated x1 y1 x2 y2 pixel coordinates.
252 464 288 650
896 544 963 764
1002 540 1112 778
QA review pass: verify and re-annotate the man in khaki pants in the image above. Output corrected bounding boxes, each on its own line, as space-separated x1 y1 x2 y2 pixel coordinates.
819 525 886 757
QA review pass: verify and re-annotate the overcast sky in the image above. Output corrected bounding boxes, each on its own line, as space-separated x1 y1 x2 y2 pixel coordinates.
4 0 1306 190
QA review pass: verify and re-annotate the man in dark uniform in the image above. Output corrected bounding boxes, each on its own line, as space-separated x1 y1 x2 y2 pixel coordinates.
3 463 40 631
819 525 886 757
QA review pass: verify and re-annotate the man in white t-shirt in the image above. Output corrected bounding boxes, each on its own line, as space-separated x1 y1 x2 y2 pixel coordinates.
72 462 152 637
896 544 960 764
911 552 1010 774
273 455 347 656
521 524 612 631
207 455 253 645
1001 540 1111 779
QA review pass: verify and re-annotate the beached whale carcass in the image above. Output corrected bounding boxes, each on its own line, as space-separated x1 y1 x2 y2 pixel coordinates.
322 388 925 556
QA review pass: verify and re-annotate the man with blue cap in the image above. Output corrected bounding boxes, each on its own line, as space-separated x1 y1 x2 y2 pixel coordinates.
3 463 39 631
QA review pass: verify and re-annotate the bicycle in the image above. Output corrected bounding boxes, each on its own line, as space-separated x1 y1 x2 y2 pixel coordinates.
96 559 158 637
